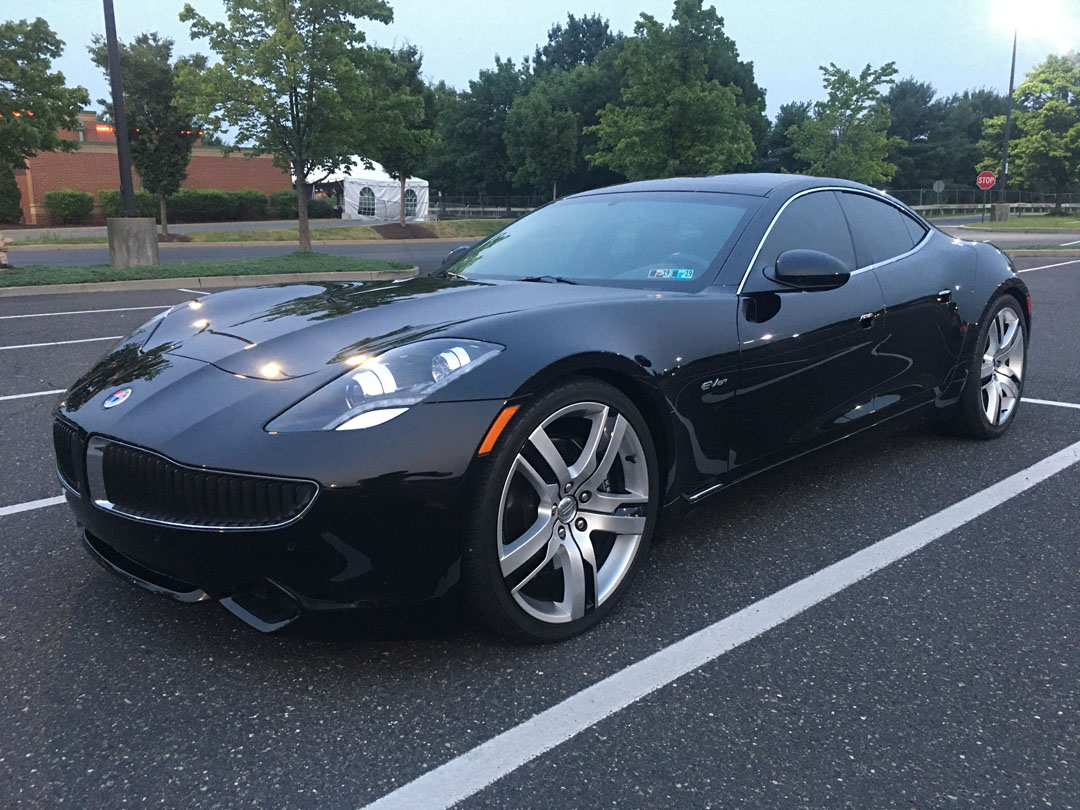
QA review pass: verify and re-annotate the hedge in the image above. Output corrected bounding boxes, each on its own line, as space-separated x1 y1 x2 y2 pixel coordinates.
270 189 336 219
0 165 22 224
99 189 158 220
96 188 332 224
43 190 95 225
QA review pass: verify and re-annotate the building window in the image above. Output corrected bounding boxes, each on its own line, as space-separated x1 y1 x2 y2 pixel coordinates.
404 188 417 218
357 187 376 217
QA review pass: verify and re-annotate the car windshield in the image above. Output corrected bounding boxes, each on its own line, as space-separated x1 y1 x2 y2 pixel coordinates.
446 191 759 291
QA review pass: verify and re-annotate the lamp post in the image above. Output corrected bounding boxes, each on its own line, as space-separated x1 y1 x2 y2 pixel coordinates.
102 0 136 217
998 29 1017 204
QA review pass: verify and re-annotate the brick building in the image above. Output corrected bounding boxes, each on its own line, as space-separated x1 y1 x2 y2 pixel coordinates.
13 112 291 225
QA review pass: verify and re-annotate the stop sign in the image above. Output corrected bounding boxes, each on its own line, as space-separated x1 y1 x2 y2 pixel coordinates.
977 171 997 190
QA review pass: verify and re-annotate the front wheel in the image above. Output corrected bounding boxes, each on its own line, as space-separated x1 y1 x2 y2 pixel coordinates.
944 294 1028 439
462 378 660 642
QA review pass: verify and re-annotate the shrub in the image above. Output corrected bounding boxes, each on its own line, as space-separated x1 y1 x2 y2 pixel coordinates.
43 190 95 225
308 197 337 218
99 189 158 220
0 165 23 224
232 189 269 220
269 189 297 219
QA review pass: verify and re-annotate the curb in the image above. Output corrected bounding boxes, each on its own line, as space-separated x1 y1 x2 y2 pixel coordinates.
0 267 419 298
1004 250 1080 258
8 236 482 252
958 225 1080 234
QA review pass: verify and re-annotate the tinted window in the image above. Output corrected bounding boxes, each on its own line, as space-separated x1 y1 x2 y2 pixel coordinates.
838 192 915 268
901 210 929 245
756 191 855 272
448 192 758 291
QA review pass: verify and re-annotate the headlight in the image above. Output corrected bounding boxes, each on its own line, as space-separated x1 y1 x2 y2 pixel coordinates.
265 339 503 432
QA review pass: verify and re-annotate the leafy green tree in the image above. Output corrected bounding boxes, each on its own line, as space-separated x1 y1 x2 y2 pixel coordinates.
0 18 88 176
529 14 621 78
419 57 522 195
884 77 939 188
365 45 435 225
178 0 394 251
0 165 22 223
504 87 578 198
788 61 901 185
89 33 203 234
979 54 1080 212
587 0 755 180
758 101 812 174
935 88 1006 187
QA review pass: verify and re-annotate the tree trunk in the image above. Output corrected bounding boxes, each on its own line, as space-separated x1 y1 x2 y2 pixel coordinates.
296 177 311 253
1054 185 1064 216
399 173 406 227
159 196 169 237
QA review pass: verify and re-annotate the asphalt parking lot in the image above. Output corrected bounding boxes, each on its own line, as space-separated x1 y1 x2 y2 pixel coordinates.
1 257 1077 809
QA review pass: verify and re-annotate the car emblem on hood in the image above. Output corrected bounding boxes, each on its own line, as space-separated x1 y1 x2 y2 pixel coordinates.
103 388 132 409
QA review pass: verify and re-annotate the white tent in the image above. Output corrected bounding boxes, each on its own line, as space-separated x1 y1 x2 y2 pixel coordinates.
314 158 429 222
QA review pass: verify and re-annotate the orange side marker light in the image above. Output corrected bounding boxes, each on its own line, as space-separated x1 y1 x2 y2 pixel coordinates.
477 405 520 456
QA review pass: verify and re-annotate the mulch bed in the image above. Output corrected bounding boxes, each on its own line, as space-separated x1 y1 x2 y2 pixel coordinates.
372 223 437 239
158 233 192 242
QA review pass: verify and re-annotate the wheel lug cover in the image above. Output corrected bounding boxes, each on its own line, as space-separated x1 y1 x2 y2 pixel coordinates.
557 526 566 539
579 491 591 503
563 482 573 493
575 517 587 531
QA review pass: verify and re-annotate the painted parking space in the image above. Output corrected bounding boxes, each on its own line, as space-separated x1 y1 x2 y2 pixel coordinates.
0 256 1077 808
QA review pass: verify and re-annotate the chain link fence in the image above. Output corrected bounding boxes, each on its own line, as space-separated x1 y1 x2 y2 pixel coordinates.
891 188 1080 212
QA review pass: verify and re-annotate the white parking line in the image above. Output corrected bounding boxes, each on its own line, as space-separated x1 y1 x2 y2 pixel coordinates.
0 336 121 351
0 389 65 402
359 437 1080 810
0 305 168 320
1025 397 1080 410
0 495 65 518
1017 258 1080 273
1060 239 1080 246
176 288 207 295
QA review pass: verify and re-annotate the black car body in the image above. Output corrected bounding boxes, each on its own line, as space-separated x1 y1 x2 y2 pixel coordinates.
54 174 1030 636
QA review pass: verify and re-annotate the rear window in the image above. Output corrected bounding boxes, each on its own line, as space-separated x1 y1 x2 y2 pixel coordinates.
447 192 759 291
837 192 916 268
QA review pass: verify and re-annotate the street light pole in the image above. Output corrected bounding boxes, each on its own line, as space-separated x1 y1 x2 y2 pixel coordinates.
998 28 1017 204
102 0 136 217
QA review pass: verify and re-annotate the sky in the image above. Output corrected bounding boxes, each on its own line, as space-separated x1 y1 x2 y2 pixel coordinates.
24 0 1080 119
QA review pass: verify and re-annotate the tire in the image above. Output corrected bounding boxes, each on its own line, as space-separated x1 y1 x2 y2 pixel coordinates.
943 294 1028 439
461 377 660 642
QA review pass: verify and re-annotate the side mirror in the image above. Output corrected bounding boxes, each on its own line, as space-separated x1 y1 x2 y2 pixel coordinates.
442 245 471 267
768 249 851 291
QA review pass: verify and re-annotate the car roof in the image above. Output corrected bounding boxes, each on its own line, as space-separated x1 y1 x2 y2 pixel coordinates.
571 173 872 199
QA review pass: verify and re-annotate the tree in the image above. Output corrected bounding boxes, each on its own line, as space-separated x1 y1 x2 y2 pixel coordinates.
884 77 939 188
365 45 435 225
504 87 578 198
0 17 88 179
788 62 901 185
587 0 755 180
979 54 1080 213
418 57 522 196
179 0 394 252
758 101 812 174
89 33 202 234
529 13 620 78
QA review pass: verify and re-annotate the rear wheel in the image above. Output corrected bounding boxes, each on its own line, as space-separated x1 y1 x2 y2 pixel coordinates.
944 295 1027 439
462 379 659 642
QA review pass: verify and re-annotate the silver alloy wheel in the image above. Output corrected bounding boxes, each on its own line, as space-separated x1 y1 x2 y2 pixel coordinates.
496 401 649 624
981 304 1025 426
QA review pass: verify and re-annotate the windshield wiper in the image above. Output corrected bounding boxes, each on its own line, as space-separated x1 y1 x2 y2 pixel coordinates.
518 275 578 285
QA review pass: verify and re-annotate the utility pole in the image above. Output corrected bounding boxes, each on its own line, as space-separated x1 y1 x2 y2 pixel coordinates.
102 0 136 217
999 29 1017 204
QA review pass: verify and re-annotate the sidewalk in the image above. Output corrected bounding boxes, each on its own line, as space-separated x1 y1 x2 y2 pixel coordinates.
5 218 367 241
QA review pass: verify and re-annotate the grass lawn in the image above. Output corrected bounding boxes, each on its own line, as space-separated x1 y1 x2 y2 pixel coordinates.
963 214 1080 230
10 219 511 246
1 252 412 287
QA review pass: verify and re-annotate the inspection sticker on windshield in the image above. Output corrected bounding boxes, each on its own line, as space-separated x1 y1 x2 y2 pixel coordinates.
649 268 694 280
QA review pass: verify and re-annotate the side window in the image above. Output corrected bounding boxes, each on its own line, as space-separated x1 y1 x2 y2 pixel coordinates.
900 210 929 245
757 191 856 273
837 193 915 268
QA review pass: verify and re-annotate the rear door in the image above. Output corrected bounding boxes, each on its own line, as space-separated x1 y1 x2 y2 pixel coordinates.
837 191 970 414
731 190 890 473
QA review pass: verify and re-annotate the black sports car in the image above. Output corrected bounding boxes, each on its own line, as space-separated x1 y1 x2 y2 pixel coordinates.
54 174 1030 641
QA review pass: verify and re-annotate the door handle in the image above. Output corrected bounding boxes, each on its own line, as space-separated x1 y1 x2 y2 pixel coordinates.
859 312 876 329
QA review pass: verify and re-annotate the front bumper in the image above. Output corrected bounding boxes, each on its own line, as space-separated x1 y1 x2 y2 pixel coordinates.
57 396 507 631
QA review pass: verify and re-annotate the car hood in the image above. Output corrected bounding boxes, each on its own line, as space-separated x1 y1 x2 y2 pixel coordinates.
146 276 648 380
